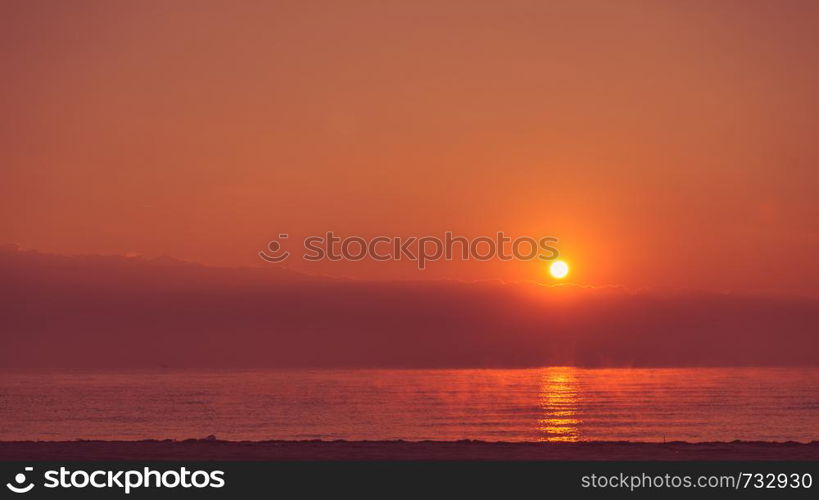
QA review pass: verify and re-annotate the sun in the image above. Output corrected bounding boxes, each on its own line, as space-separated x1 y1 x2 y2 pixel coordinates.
549 260 570 279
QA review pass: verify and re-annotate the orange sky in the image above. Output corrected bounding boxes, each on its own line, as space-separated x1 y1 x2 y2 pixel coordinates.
2 1 818 294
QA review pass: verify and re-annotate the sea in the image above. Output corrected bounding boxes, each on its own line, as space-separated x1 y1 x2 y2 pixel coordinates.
1 367 817 442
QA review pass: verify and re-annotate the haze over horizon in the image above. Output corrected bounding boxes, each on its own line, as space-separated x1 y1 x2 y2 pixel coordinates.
2 246 818 370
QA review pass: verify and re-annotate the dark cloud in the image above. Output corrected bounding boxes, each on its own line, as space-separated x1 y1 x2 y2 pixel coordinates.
2 248 817 369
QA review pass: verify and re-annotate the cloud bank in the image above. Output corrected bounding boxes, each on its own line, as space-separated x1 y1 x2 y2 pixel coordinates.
2 247 817 369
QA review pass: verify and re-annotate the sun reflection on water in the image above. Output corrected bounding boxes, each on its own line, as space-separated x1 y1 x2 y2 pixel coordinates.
537 367 581 442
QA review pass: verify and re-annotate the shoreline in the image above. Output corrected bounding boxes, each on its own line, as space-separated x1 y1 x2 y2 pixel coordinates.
2 440 818 461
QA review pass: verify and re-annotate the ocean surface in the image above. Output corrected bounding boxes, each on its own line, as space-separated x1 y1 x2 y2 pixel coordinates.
1 367 818 442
